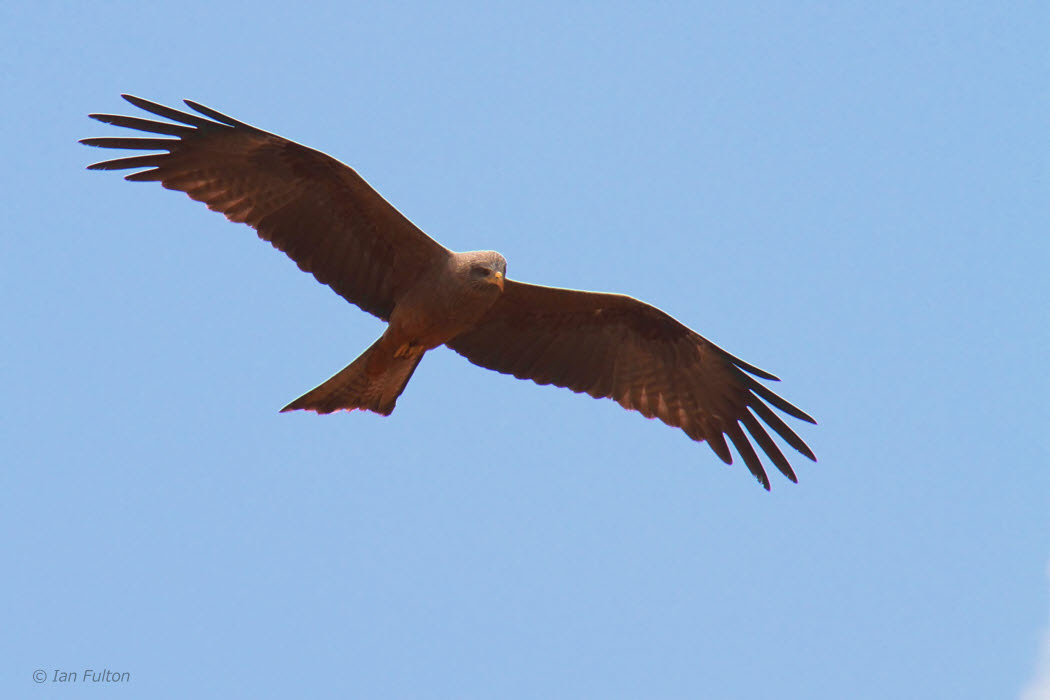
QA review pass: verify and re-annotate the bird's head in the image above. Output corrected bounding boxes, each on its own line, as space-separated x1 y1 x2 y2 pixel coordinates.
462 250 506 293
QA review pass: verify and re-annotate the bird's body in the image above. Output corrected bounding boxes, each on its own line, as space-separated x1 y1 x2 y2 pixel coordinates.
82 96 816 489
285 249 507 415
387 250 507 351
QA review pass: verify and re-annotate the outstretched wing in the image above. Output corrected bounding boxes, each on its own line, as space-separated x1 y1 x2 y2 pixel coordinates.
447 280 816 489
81 95 449 320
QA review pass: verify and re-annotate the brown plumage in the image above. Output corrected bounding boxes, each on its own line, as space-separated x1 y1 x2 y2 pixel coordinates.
82 95 817 489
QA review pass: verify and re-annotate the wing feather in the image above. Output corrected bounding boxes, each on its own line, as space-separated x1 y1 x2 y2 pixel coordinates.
82 95 449 320
447 280 816 489
724 421 770 490
741 410 797 483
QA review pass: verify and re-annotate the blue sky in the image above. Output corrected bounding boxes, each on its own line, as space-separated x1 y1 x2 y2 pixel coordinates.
3 2 1047 698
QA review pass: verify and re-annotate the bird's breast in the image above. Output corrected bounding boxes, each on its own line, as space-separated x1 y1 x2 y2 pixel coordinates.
388 273 500 350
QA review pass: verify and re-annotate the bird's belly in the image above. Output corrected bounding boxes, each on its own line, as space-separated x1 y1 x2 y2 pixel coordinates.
387 299 485 351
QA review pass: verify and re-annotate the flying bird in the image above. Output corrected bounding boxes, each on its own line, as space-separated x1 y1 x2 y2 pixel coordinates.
81 95 816 489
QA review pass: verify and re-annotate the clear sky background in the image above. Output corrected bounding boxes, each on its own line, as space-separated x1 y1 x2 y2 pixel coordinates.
3 2 1047 698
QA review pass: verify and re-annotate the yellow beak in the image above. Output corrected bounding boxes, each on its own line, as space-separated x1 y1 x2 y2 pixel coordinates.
491 270 504 291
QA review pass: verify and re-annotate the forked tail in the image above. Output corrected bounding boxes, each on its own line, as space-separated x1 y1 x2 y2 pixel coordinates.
281 336 425 416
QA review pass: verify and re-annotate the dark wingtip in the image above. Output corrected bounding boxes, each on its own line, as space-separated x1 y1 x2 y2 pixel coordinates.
120 94 148 111
796 409 818 425
750 463 772 491
727 352 781 381
794 440 817 462
183 99 254 129
706 432 733 464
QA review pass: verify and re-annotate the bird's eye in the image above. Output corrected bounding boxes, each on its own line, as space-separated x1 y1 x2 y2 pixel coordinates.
473 266 490 277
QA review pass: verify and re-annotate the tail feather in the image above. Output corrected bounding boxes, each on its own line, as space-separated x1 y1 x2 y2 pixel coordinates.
281 336 424 416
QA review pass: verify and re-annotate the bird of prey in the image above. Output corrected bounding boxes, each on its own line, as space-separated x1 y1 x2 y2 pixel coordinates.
81 95 816 489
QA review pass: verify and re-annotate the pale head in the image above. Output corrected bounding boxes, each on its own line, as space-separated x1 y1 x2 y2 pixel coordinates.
455 250 507 293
